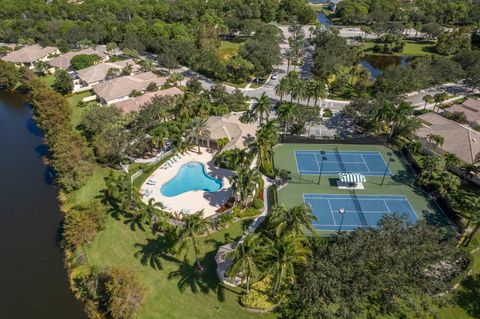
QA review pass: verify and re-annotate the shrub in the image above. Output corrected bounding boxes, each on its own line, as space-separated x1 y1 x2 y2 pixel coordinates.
234 207 260 218
323 108 333 117
252 198 264 210
240 276 278 311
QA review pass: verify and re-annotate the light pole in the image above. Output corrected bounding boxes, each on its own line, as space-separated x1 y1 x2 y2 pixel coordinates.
337 208 346 234
317 151 327 185
381 155 395 186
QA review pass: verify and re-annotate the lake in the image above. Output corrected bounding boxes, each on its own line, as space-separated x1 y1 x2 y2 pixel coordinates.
0 91 87 319
360 55 411 78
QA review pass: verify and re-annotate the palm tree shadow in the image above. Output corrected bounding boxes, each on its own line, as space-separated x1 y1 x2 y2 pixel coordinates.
134 235 180 270
168 259 210 294
123 213 146 232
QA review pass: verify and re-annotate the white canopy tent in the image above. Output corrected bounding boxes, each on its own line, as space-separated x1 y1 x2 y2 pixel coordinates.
338 172 366 184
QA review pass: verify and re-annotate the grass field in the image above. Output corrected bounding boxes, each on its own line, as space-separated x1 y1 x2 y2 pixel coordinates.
274 144 452 234
219 40 244 61
362 40 437 56
77 215 275 319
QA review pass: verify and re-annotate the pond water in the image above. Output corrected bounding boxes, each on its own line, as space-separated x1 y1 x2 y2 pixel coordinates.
0 91 87 319
360 55 411 78
317 11 333 26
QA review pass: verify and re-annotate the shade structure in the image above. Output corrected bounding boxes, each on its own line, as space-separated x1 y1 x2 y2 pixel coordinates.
338 172 366 184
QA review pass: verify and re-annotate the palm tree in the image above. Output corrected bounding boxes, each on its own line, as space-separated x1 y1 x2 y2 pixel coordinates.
290 78 306 106
175 211 209 270
262 233 310 295
282 48 296 73
251 93 271 125
185 117 210 153
385 101 413 140
437 172 460 197
443 152 460 169
250 120 279 167
277 102 297 138
137 198 164 227
419 156 444 183
168 72 184 87
231 167 260 206
422 94 434 110
406 140 423 155
226 234 263 293
275 77 290 103
433 92 449 112
426 133 444 151
122 63 134 75
268 204 317 237
311 79 327 108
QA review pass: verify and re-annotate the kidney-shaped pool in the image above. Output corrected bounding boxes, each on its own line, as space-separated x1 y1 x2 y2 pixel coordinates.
160 162 223 197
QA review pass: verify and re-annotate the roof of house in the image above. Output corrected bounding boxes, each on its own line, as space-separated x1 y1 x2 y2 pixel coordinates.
92 71 167 102
48 48 107 69
76 59 138 84
445 98 480 126
113 87 183 113
205 113 257 151
2 44 58 63
416 112 480 164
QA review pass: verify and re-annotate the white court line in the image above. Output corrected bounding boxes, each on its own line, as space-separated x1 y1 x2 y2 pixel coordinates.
360 154 371 173
326 198 337 225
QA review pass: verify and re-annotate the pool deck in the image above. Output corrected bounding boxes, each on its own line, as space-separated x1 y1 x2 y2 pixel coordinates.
140 147 234 218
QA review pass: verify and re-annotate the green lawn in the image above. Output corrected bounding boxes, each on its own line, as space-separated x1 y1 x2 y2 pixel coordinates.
66 91 94 130
362 40 437 56
79 215 275 319
273 143 452 234
219 40 244 61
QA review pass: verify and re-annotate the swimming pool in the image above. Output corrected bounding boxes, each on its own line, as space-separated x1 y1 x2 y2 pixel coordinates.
160 162 223 197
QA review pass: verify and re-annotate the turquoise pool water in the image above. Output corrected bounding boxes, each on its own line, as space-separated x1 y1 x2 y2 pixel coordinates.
160 162 223 197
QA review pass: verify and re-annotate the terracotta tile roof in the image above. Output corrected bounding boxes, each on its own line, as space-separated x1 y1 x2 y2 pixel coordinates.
416 112 480 164
2 44 58 63
113 87 183 113
48 48 107 69
92 71 167 102
205 113 257 151
76 59 138 85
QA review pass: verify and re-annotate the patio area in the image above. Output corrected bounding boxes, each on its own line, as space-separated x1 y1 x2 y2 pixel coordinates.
140 147 234 218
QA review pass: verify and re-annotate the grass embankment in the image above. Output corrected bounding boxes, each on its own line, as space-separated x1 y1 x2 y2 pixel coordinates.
362 40 437 56
219 40 244 62
62 90 272 318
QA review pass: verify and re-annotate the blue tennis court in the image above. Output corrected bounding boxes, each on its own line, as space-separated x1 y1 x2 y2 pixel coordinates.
295 150 391 176
304 194 418 231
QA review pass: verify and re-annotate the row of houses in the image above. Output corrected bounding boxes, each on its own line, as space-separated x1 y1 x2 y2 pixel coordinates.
0 44 258 151
415 98 480 165
1 44 182 113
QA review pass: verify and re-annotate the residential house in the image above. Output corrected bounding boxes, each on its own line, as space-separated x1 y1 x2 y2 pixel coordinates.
416 112 480 165
75 59 139 89
445 98 480 128
203 113 257 151
48 48 108 71
92 71 167 105
113 87 183 113
1 44 59 69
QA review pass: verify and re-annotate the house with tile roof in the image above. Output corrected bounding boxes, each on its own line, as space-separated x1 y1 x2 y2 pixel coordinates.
75 59 139 88
1 44 59 69
113 87 183 113
416 112 480 165
92 71 167 105
48 48 108 70
203 113 258 151
444 98 480 129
